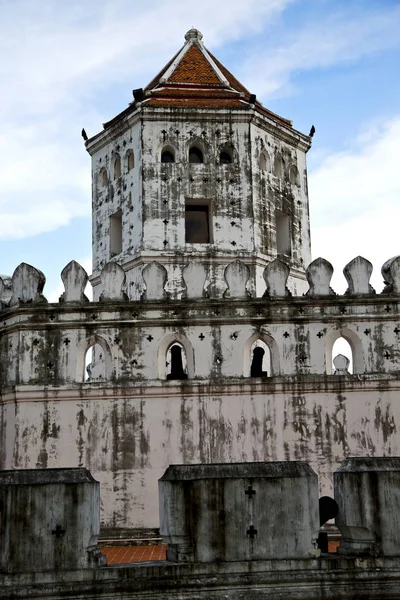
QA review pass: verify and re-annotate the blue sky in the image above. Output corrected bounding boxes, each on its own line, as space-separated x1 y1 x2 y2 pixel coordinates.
1 0 399 298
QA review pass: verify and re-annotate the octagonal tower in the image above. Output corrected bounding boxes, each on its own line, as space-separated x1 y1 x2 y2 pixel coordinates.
86 28 312 300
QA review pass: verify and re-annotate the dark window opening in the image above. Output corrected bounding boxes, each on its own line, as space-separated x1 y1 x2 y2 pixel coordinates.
189 147 203 164
220 151 232 164
167 344 188 380
161 150 175 163
250 347 268 377
185 204 210 243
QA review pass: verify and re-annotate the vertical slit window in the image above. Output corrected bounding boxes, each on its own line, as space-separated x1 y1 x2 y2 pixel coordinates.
110 210 123 257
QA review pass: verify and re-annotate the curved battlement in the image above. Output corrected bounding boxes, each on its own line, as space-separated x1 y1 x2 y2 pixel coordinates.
1 254 400 309
1 255 400 388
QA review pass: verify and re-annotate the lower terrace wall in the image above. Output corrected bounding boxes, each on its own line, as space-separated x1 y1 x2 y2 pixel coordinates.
1 377 398 530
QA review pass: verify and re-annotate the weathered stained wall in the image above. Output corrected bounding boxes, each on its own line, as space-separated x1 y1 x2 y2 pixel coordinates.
1 380 398 529
88 106 311 301
91 117 142 287
1 255 400 531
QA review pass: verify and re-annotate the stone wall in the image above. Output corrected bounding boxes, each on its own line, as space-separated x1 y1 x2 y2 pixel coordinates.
88 105 311 300
1 255 400 531
1 460 400 599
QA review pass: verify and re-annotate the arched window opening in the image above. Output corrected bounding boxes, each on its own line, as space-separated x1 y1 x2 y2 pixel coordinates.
189 146 203 164
260 153 268 171
100 168 108 187
84 344 106 382
332 337 353 374
250 340 271 377
127 150 134 172
274 155 283 179
220 150 232 164
161 148 175 163
289 164 300 186
166 343 188 380
113 154 121 179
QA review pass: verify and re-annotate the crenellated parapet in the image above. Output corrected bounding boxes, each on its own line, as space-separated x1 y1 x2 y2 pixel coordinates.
1 254 400 531
1 255 400 389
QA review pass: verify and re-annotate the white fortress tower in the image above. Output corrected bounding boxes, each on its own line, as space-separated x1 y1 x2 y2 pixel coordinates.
87 28 312 300
1 29 400 540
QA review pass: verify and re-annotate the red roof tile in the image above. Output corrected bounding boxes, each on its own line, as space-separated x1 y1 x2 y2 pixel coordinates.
146 98 245 108
169 45 222 85
208 51 251 97
101 31 292 131
101 545 166 565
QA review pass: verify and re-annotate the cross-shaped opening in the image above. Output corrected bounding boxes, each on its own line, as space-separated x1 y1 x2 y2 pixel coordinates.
52 525 66 539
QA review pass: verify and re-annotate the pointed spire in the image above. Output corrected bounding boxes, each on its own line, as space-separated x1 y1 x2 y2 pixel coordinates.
185 28 203 41
102 29 293 130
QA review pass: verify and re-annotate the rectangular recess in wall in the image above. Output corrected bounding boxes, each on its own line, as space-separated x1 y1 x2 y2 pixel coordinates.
110 210 123 257
276 210 291 256
185 199 212 243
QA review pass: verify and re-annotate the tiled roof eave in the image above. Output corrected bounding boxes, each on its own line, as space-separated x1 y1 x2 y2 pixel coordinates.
156 82 238 90
144 99 247 109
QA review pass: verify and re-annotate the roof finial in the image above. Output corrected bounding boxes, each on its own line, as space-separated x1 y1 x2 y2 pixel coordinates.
185 28 203 41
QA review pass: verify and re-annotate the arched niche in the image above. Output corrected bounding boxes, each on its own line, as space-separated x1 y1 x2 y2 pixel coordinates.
77 335 113 383
99 167 108 187
126 150 134 172
161 145 176 163
113 154 121 179
158 333 194 380
243 332 280 377
325 327 363 375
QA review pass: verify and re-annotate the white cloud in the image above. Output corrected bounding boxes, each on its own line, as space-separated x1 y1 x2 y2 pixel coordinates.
309 116 400 293
238 4 400 99
1 0 399 245
0 0 294 241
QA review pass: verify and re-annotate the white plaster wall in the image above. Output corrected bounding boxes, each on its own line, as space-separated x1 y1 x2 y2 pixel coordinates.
250 121 311 278
4 382 399 529
91 119 142 293
89 108 312 302
141 118 253 252
9 309 400 386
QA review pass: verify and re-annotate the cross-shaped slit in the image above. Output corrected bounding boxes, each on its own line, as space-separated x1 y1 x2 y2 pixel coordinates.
52 525 65 539
246 525 257 539
245 485 256 499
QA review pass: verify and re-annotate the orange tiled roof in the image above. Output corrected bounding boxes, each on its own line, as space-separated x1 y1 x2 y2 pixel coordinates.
102 545 166 565
168 44 222 85
208 50 251 97
151 87 239 98
101 30 292 131
146 98 245 108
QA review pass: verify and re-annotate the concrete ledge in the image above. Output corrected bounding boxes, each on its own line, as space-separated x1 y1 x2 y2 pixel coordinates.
1 557 400 599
